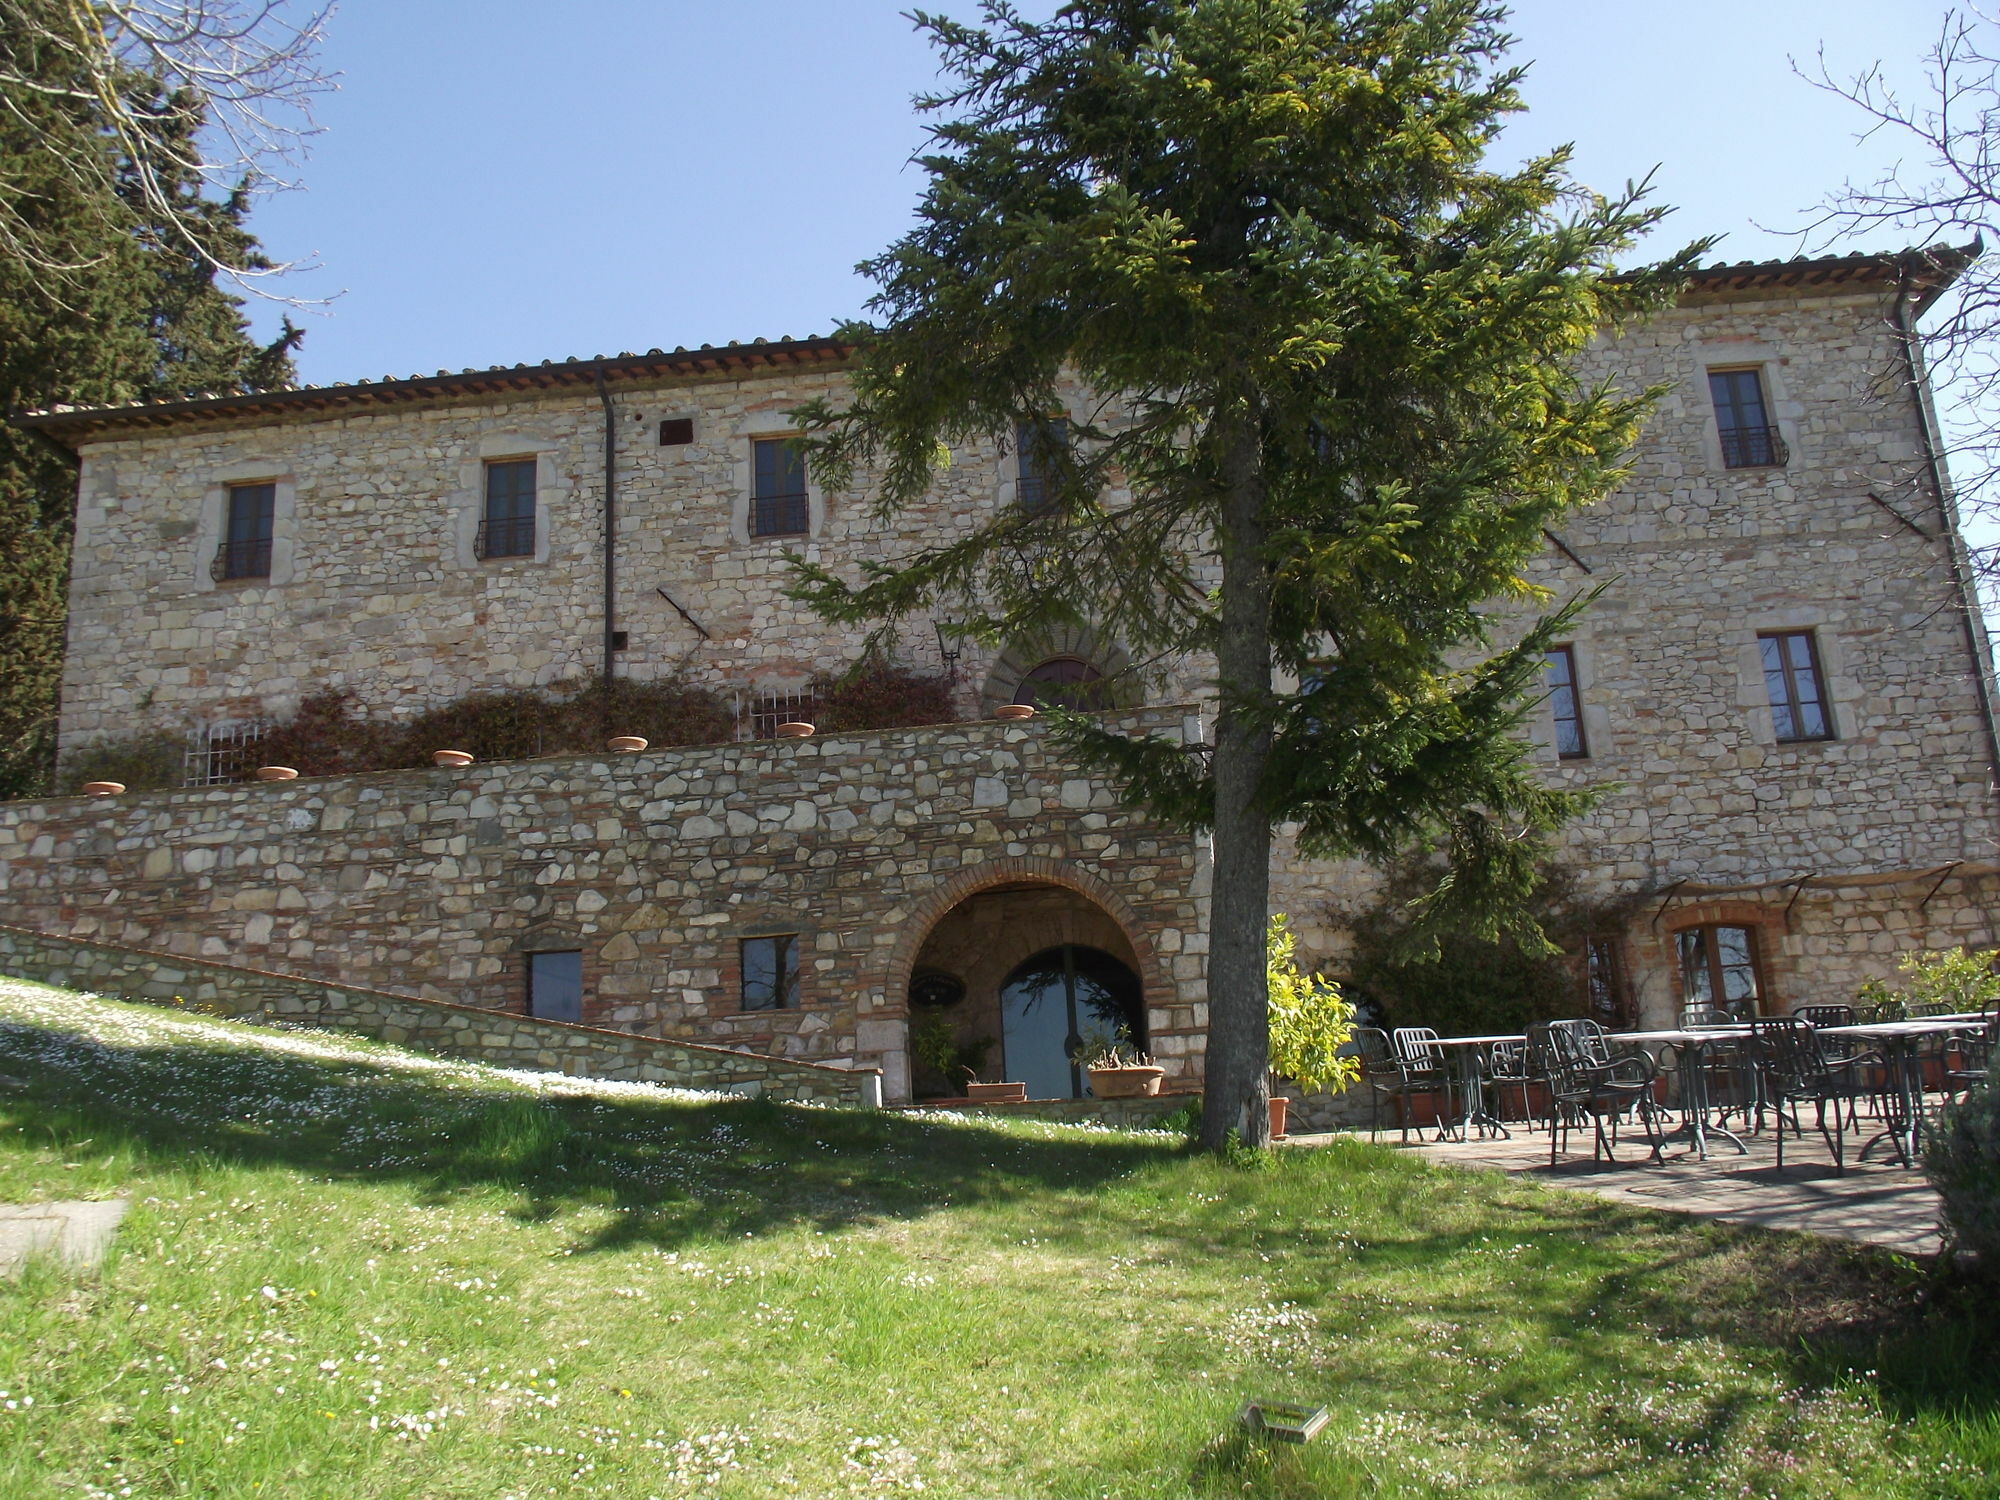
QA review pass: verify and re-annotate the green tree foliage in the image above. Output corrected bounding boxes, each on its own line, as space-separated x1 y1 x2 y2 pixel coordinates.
791 0 1703 1148
0 0 298 800
1339 856 1637 1036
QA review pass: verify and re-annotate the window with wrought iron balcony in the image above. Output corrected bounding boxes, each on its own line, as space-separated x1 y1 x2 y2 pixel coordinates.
1707 367 1788 469
211 481 274 581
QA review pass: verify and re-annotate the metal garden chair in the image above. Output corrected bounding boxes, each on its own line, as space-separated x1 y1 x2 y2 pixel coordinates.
1352 1027 1452 1144
1748 1016 1880 1175
1529 1019 1663 1167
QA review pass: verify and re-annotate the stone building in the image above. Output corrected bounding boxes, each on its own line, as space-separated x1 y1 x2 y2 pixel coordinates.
5 247 1999 1103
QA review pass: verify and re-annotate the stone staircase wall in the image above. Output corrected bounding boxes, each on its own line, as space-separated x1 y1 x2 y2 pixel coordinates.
0 922 881 1106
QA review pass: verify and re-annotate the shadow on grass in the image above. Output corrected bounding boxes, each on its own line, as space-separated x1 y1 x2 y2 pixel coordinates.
0 1019 1177 1252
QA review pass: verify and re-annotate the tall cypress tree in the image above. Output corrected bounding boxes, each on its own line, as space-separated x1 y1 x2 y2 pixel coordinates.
791 0 1704 1147
0 3 297 799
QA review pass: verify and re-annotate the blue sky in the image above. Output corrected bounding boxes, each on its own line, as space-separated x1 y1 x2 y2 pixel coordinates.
249 0 1958 386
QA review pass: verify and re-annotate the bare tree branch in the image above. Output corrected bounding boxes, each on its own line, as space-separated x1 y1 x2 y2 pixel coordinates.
0 0 331 295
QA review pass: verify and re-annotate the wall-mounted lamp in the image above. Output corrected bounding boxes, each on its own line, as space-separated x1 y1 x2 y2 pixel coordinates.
934 619 964 681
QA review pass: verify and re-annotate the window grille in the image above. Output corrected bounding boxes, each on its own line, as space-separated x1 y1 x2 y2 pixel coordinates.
183 720 269 786
737 687 818 740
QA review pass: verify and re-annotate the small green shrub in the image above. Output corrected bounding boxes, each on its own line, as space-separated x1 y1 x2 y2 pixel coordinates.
1267 913 1357 1094
1927 1079 2000 1274
54 733 185 794
1859 946 2000 1017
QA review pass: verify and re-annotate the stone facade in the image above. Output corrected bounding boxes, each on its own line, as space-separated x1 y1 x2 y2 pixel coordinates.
0 712 1209 1101
9 253 2000 1093
0 922 878 1104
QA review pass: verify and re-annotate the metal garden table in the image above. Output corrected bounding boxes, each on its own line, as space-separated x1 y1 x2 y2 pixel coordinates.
1423 1033 1527 1142
1820 1018 1976 1168
1615 1026 1756 1160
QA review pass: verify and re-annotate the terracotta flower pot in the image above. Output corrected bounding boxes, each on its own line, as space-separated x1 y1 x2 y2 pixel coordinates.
994 703 1037 721
81 781 125 797
255 765 299 781
607 736 649 752
1087 1064 1165 1099
431 749 474 768
776 722 816 738
1268 1095 1290 1140
965 1081 1027 1103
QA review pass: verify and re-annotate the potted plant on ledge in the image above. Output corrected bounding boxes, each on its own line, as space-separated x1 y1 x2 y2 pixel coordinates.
1074 1026 1166 1098
1266 914 1359 1139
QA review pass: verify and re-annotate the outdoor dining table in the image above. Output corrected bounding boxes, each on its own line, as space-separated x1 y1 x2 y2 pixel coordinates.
1819 1017 1983 1168
1420 1033 1525 1142
1613 1026 1757 1160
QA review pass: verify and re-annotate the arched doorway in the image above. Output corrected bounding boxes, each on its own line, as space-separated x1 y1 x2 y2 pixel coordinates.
1012 656 1111 711
895 872 1153 1101
1000 944 1145 1099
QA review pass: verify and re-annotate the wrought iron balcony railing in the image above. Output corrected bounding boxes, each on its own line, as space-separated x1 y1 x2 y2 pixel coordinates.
750 493 809 538
476 515 536 559
210 537 272 582
1718 424 1788 470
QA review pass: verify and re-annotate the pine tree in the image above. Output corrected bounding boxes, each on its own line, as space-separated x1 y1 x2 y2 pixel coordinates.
0 2 297 799
792 0 1705 1148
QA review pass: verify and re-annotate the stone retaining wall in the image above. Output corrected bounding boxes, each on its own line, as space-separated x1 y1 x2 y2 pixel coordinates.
0 922 879 1105
0 711 1210 1100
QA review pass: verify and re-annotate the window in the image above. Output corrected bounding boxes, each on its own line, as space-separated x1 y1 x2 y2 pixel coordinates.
1676 925 1763 1016
1759 630 1833 742
1707 368 1786 469
740 935 800 1011
479 458 537 559
527 950 583 1024
1012 656 1110 710
1014 417 1067 515
750 437 809 538
741 686 817 740
1544 645 1588 759
659 416 694 446
213 482 275 581
1584 935 1631 1028
183 720 268 786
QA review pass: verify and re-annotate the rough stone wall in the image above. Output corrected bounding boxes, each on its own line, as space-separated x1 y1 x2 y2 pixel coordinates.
0 922 877 1104
1270 285 2000 1024
0 711 1209 1101
57 368 1208 752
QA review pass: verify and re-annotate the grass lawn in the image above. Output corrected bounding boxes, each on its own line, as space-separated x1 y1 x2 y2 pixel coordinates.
0 978 1994 1498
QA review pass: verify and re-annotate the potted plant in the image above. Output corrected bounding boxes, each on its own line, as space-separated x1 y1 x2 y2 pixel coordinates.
1266 914 1359 1139
1073 1025 1165 1098
909 1012 1008 1100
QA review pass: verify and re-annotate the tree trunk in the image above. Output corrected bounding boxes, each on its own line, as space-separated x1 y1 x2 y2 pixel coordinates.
1198 411 1275 1153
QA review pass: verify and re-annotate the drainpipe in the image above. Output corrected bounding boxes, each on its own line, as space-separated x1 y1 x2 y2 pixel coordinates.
1891 265 2000 825
596 368 617 688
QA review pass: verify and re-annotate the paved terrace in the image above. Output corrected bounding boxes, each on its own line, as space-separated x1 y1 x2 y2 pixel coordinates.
1287 1128 1944 1258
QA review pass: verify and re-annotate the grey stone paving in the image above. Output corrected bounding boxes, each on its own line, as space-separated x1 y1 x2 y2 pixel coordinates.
0 1198 129 1276
1288 1126 1943 1257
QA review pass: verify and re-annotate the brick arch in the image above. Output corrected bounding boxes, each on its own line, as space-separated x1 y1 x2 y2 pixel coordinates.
1654 897 1795 1010
880 856 1171 1023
